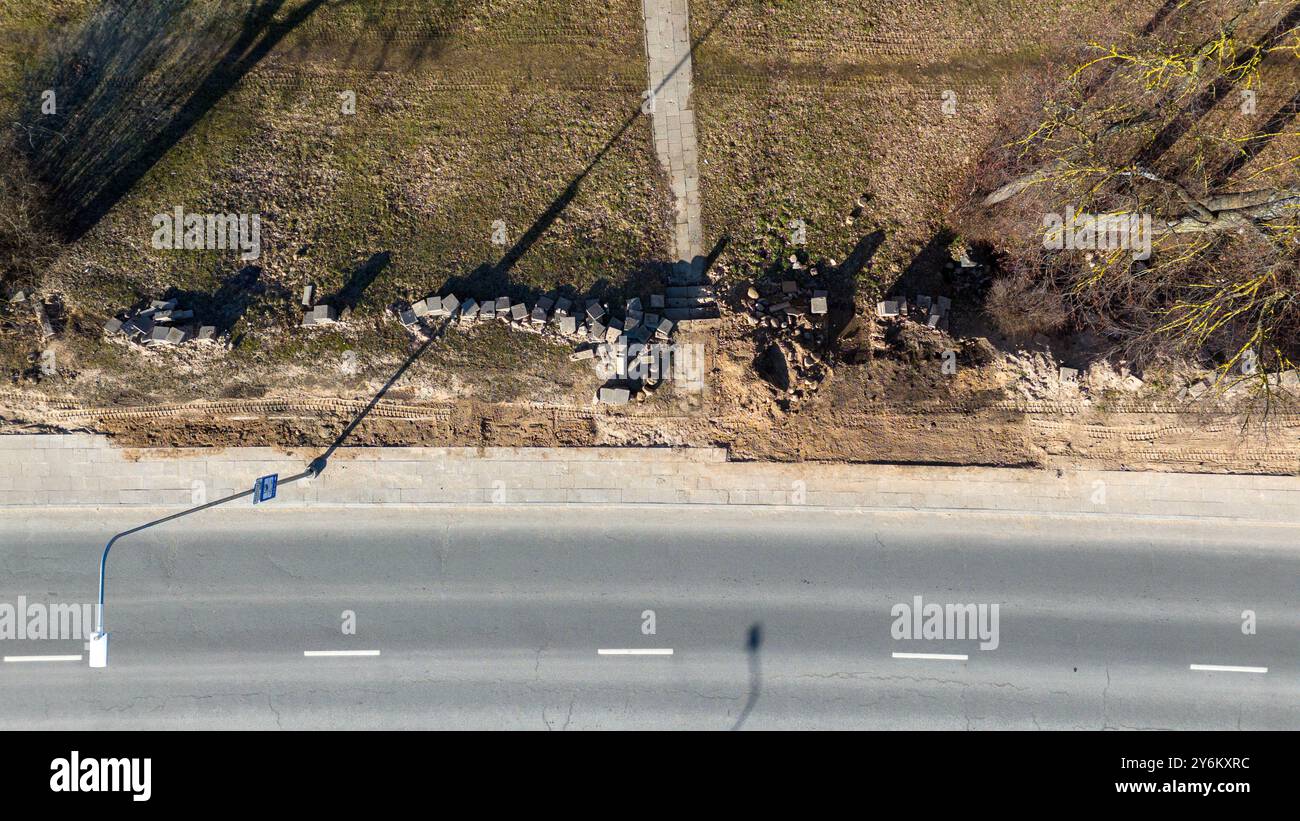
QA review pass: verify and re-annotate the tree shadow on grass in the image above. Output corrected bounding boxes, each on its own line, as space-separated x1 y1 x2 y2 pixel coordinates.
328 251 391 313
20 0 328 241
158 264 290 337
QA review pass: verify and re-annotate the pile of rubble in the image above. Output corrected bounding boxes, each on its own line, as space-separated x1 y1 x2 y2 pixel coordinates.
103 299 219 347
876 293 952 330
399 292 674 343
740 279 829 329
6 289 58 340
396 288 710 404
739 278 833 402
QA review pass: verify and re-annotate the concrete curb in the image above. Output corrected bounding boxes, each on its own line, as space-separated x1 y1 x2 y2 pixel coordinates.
2 434 1299 522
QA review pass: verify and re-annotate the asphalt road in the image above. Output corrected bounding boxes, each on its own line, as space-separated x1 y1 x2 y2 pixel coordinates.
0 506 1295 729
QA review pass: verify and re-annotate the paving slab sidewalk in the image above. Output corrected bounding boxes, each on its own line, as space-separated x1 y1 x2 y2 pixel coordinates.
642 0 704 280
1 434 1299 522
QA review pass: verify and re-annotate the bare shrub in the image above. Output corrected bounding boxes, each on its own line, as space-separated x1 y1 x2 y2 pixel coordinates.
957 0 1300 393
985 271 1069 340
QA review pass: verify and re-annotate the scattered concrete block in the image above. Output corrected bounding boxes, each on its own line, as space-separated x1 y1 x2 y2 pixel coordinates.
442 294 460 315
148 326 172 344
586 302 605 321
589 321 606 341
196 326 217 342
531 305 548 324
103 317 124 335
810 293 828 315
537 295 555 312
1187 380 1210 398
926 313 941 328
511 303 528 322
166 326 187 344
411 298 431 317
937 296 952 314
916 295 932 312
604 318 624 339
461 298 479 320
495 297 511 314
650 294 665 309
311 304 337 323
598 387 630 405
151 299 178 311
559 315 578 336
656 317 674 339
301 285 314 307
877 300 900 318
480 300 496 319
122 318 150 338
398 308 418 327
570 346 596 361
1059 367 1079 383
554 297 572 314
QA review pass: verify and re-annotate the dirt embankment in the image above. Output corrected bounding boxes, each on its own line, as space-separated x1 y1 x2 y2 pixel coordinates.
5 316 1298 476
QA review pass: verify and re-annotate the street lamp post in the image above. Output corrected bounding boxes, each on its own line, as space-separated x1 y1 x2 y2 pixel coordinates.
90 460 322 668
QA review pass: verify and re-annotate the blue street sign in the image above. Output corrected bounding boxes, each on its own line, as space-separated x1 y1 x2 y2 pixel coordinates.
253 474 278 505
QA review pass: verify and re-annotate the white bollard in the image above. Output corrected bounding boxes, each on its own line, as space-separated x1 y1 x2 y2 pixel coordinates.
89 632 109 668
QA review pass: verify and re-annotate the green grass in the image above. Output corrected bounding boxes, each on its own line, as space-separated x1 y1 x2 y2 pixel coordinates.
2 0 668 403
689 0 1154 300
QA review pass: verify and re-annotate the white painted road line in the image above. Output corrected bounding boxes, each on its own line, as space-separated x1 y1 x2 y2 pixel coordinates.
3 655 83 663
892 652 969 661
1189 663 1268 674
303 650 381 658
598 649 674 656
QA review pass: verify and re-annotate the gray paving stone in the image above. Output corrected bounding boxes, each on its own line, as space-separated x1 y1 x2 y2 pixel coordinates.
598 387 631 405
